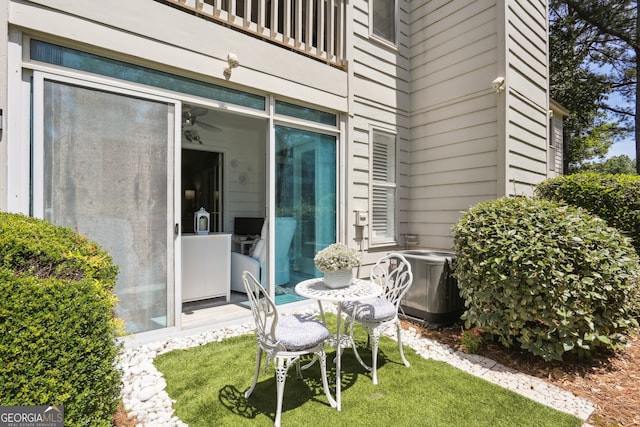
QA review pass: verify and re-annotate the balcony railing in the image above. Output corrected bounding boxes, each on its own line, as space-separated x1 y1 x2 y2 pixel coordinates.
160 0 347 68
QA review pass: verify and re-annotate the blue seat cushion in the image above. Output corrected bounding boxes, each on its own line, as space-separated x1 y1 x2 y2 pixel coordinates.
275 314 329 351
341 297 396 322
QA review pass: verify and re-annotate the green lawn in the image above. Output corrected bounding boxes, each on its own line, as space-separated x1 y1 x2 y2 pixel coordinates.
154 316 581 427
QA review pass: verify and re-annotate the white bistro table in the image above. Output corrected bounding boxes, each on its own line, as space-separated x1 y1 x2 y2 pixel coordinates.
295 277 382 411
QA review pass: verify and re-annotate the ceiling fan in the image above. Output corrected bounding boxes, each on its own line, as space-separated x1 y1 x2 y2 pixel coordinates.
182 105 222 132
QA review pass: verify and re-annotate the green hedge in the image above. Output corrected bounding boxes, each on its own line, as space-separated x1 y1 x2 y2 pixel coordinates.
452 196 640 362
0 213 122 426
536 173 640 253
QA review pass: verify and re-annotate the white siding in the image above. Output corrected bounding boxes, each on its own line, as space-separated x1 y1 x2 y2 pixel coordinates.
407 0 500 250
403 0 549 250
349 0 411 255
505 0 549 194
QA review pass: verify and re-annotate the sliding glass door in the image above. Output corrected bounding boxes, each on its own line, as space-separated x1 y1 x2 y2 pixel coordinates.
275 125 337 284
33 74 177 334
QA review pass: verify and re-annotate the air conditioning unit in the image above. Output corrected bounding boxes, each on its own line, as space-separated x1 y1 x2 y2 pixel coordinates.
400 250 464 327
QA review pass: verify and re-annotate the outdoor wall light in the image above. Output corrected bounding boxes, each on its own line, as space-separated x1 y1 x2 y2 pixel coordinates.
224 53 240 77
491 76 506 93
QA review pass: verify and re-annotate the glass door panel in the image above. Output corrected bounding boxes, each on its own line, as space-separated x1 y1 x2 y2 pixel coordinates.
36 77 175 334
275 125 336 285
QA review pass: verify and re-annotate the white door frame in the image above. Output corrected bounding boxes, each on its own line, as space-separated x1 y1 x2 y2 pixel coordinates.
30 71 183 333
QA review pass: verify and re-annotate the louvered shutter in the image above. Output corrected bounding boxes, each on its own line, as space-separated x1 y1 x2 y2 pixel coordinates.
371 131 396 243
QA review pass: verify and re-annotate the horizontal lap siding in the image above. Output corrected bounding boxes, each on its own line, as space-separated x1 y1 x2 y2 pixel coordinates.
412 96 498 140
352 123 371 214
411 5 498 108
409 0 499 250
505 0 549 195
351 0 411 253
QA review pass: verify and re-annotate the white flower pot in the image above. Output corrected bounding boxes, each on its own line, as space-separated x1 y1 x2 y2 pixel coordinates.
323 269 353 289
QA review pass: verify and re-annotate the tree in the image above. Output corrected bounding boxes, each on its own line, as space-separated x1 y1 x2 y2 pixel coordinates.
555 1 639 173
577 154 637 174
550 2 618 173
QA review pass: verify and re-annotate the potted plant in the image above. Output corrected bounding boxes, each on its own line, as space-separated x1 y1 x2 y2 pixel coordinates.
314 243 361 288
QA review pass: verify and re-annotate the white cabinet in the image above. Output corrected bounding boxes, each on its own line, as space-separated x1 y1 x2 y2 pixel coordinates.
181 233 231 302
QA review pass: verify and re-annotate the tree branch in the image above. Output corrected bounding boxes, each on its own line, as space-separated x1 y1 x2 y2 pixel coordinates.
564 0 638 48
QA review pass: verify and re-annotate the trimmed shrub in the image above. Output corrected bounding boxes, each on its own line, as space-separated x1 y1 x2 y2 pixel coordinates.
536 173 640 253
451 196 640 361
0 213 122 426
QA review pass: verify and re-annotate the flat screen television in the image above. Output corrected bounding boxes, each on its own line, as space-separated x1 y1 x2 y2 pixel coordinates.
233 217 264 237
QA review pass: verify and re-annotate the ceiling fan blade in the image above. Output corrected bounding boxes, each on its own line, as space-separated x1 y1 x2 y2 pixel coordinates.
183 104 221 131
195 119 222 132
190 107 208 117
183 104 208 117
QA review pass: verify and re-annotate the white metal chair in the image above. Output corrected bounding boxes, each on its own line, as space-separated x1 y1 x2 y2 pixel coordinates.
242 271 336 427
341 253 413 385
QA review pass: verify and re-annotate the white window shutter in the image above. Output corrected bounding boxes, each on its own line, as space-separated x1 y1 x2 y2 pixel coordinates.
371 131 396 242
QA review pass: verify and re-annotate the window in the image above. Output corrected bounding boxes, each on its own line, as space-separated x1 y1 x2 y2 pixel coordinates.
275 100 337 126
30 40 266 110
371 0 396 44
371 130 396 244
